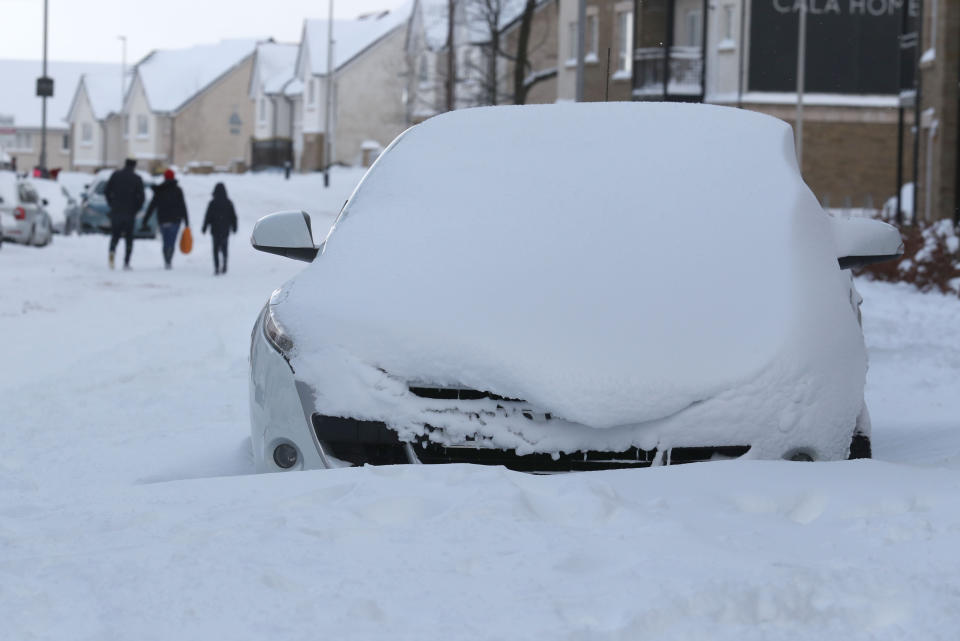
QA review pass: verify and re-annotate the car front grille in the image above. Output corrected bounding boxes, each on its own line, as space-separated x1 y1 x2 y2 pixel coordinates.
311 413 749 472
409 385 524 403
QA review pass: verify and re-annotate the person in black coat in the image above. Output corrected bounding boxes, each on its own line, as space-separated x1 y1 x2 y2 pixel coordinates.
142 169 190 269
201 182 238 275
105 158 145 269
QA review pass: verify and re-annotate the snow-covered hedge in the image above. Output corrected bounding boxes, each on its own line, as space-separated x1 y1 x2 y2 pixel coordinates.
855 218 960 296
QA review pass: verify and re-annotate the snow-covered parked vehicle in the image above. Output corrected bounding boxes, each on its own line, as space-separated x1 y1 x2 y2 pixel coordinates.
248 103 903 473
0 171 53 247
79 169 157 238
31 178 80 234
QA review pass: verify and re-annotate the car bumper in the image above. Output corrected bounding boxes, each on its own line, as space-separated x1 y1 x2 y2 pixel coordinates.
2 219 32 242
249 307 757 473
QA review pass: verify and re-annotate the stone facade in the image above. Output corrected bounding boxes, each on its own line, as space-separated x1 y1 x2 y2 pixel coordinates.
5 129 72 174
557 0 633 102
300 132 325 172
171 55 255 171
748 104 911 209
334 27 412 165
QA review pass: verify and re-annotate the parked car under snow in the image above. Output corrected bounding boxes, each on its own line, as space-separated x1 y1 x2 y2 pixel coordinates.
248 103 903 473
78 169 157 238
30 178 80 234
0 171 53 247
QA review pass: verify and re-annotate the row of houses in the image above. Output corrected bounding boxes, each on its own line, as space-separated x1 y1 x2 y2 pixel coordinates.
1 0 956 222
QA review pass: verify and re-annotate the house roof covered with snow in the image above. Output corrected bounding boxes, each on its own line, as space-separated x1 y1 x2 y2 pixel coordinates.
0 60 120 129
251 42 299 97
135 39 260 113
300 2 413 75
284 78 304 97
70 72 125 122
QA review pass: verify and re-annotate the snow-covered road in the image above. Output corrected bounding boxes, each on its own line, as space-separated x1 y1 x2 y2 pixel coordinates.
1 170 958 640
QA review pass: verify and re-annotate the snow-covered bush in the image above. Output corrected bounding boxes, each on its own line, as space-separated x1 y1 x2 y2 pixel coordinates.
855 218 960 296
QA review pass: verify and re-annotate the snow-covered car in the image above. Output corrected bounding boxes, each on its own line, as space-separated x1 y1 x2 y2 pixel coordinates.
79 169 157 238
248 103 903 473
0 171 53 246
31 178 80 234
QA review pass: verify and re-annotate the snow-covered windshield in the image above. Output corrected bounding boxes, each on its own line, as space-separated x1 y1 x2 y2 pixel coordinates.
284 103 853 431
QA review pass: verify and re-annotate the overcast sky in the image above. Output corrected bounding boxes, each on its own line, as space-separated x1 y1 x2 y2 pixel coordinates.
0 0 409 64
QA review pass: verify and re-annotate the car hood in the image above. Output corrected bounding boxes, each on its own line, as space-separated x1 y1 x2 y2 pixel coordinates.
278 103 866 438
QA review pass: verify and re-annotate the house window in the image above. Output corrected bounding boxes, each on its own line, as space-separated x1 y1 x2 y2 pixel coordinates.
62 133 70 151
81 122 93 144
722 5 735 41
615 8 633 75
568 15 599 62
419 54 429 83
136 114 148 137
685 9 702 47
14 132 33 151
587 14 598 58
308 78 315 105
259 97 267 122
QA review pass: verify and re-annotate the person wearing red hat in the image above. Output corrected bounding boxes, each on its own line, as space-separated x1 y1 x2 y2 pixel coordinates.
142 168 190 269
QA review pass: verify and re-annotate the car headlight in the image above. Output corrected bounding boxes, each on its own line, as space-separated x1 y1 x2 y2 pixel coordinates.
263 304 294 355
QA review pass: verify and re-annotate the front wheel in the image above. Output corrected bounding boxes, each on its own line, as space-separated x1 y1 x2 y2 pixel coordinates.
848 404 872 459
848 432 872 459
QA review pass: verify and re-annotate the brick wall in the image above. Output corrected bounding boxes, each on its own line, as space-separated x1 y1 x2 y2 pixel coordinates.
745 104 911 209
172 55 255 170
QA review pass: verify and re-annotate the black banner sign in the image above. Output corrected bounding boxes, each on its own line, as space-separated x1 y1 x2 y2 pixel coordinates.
36 76 54 98
748 0 919 94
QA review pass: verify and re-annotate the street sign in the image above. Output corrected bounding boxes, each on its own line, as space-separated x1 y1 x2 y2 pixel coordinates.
36 76 54 98
748 0 919 94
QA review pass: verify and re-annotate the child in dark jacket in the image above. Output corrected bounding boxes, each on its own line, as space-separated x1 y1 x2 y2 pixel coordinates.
201 183 238 275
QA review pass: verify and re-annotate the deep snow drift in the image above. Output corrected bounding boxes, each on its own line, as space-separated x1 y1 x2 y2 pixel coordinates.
1 168 959 639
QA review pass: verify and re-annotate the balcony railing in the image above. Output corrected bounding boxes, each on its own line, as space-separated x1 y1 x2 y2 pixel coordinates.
633 46 703 98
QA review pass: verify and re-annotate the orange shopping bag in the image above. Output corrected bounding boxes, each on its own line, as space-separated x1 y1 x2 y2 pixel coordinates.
180 226 193 254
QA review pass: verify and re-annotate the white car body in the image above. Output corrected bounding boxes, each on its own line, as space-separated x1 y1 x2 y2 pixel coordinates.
248 103 902 473
31 178 77 234
0 171 53 246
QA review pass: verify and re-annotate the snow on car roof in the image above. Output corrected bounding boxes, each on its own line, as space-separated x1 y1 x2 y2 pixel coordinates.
283 102 857 434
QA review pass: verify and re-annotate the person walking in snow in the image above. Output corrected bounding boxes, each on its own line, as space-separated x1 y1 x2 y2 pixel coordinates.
142 169 190 269
105 158 146 270
201 182 238 275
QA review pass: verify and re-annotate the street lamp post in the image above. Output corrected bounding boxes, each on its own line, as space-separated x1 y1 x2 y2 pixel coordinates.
795 0 807 170
575 0 586 101
39 0 49 173
119 36 127 104
324 0 334 188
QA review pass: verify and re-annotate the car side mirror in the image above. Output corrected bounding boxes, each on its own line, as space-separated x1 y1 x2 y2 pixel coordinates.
831 217 904 269
251 211 320 262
